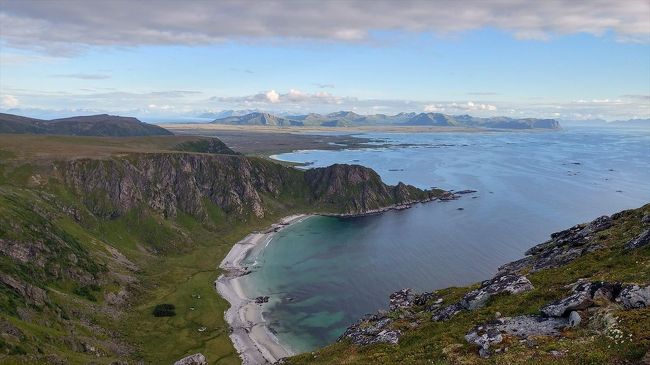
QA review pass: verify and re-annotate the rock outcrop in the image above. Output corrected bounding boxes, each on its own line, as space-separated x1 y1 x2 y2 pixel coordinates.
616 285 650 309
465 315 569 357
498 215 613 274
432 274 533 321
625 229 650 250
173 353 207 365
338 312 400 346
461 274 534 310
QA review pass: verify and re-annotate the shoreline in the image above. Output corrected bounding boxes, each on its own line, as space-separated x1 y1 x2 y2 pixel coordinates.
215 214 312 365
214 198 449 364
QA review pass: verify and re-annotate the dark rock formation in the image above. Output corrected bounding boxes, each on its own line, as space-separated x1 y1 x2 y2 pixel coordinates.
431 274 533 321
338 312 400 346
616 285 650 309
498 215 613 274
625 229 650 250
389 288 416 310
255 296 270 304
431 303 465 322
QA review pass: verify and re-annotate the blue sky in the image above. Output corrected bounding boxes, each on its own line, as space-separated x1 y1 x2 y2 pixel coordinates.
1 1 649 120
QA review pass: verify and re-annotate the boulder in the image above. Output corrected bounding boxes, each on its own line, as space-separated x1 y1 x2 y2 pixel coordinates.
541 282 595 317
173 353 207 365
461 274 534 310
465 326 502 358
254 296 269 304
568 311 581 327
616 285 650 309
625 229 650 250
431 303 464 322
412 291 435 306
465 315 568 357
389 288 416 310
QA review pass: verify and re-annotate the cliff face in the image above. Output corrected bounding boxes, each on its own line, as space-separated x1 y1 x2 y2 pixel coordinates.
304 164 436 214
62 156 440 220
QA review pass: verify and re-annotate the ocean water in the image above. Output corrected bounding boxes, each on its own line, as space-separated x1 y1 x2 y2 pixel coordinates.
239 125 650 354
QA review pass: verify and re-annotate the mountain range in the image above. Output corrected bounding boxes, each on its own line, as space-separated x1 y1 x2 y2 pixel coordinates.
211 111 560 129
0 113 173 137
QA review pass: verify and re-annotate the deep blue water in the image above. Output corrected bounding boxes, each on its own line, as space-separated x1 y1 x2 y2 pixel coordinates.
240 126 650 353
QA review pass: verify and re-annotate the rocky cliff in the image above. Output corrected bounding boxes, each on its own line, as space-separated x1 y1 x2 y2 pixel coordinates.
62 156 441 221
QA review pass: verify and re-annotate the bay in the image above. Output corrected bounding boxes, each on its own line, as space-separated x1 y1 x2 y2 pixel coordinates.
240 125 650 353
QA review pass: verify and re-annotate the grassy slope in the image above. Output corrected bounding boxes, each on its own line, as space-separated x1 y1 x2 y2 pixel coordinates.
286 205 650 365
0 135 316 364
0 134 437 364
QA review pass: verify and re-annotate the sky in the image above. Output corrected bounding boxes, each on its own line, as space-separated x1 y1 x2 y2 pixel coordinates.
0 0 649 121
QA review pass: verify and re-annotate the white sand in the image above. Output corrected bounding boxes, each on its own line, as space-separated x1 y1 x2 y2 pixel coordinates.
215 214 311 365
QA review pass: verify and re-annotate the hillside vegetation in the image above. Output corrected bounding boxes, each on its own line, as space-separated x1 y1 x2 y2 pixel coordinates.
0 134 442 364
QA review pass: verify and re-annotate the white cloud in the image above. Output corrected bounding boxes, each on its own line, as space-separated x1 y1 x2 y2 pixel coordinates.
1 95 19 107
265 90 280 103
1 0 648 55
51 73 111 80
425 101 497 113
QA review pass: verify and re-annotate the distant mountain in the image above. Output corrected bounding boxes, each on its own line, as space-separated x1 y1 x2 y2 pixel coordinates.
211 112 304 126
404 113 457 126
610 118 650 127
197 109 261 119
404 113 560 129
208 111 560 129
0 113 173 136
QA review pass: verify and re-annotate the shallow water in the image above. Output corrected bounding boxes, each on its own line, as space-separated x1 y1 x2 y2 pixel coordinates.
240 125 650 353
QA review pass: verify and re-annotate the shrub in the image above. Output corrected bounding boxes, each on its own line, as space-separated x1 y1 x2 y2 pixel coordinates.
73 286 97 302
153 303 176 317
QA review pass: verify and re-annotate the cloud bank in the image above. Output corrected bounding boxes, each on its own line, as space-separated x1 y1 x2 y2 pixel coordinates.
1 0 648 54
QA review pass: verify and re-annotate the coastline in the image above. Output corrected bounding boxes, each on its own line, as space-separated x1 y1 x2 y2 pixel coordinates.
215 214 312 365
214 199 448 364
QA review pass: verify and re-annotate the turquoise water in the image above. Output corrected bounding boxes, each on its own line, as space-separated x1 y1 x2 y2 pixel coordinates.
240 125 650 353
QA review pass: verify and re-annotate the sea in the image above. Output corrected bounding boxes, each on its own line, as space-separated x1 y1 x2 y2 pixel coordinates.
237 125 650 354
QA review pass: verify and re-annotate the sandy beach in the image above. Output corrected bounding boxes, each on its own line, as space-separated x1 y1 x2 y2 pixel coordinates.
215 214 311 365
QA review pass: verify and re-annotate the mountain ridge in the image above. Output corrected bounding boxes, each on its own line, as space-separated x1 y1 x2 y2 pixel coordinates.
212 111 560 129
0 113 173 136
